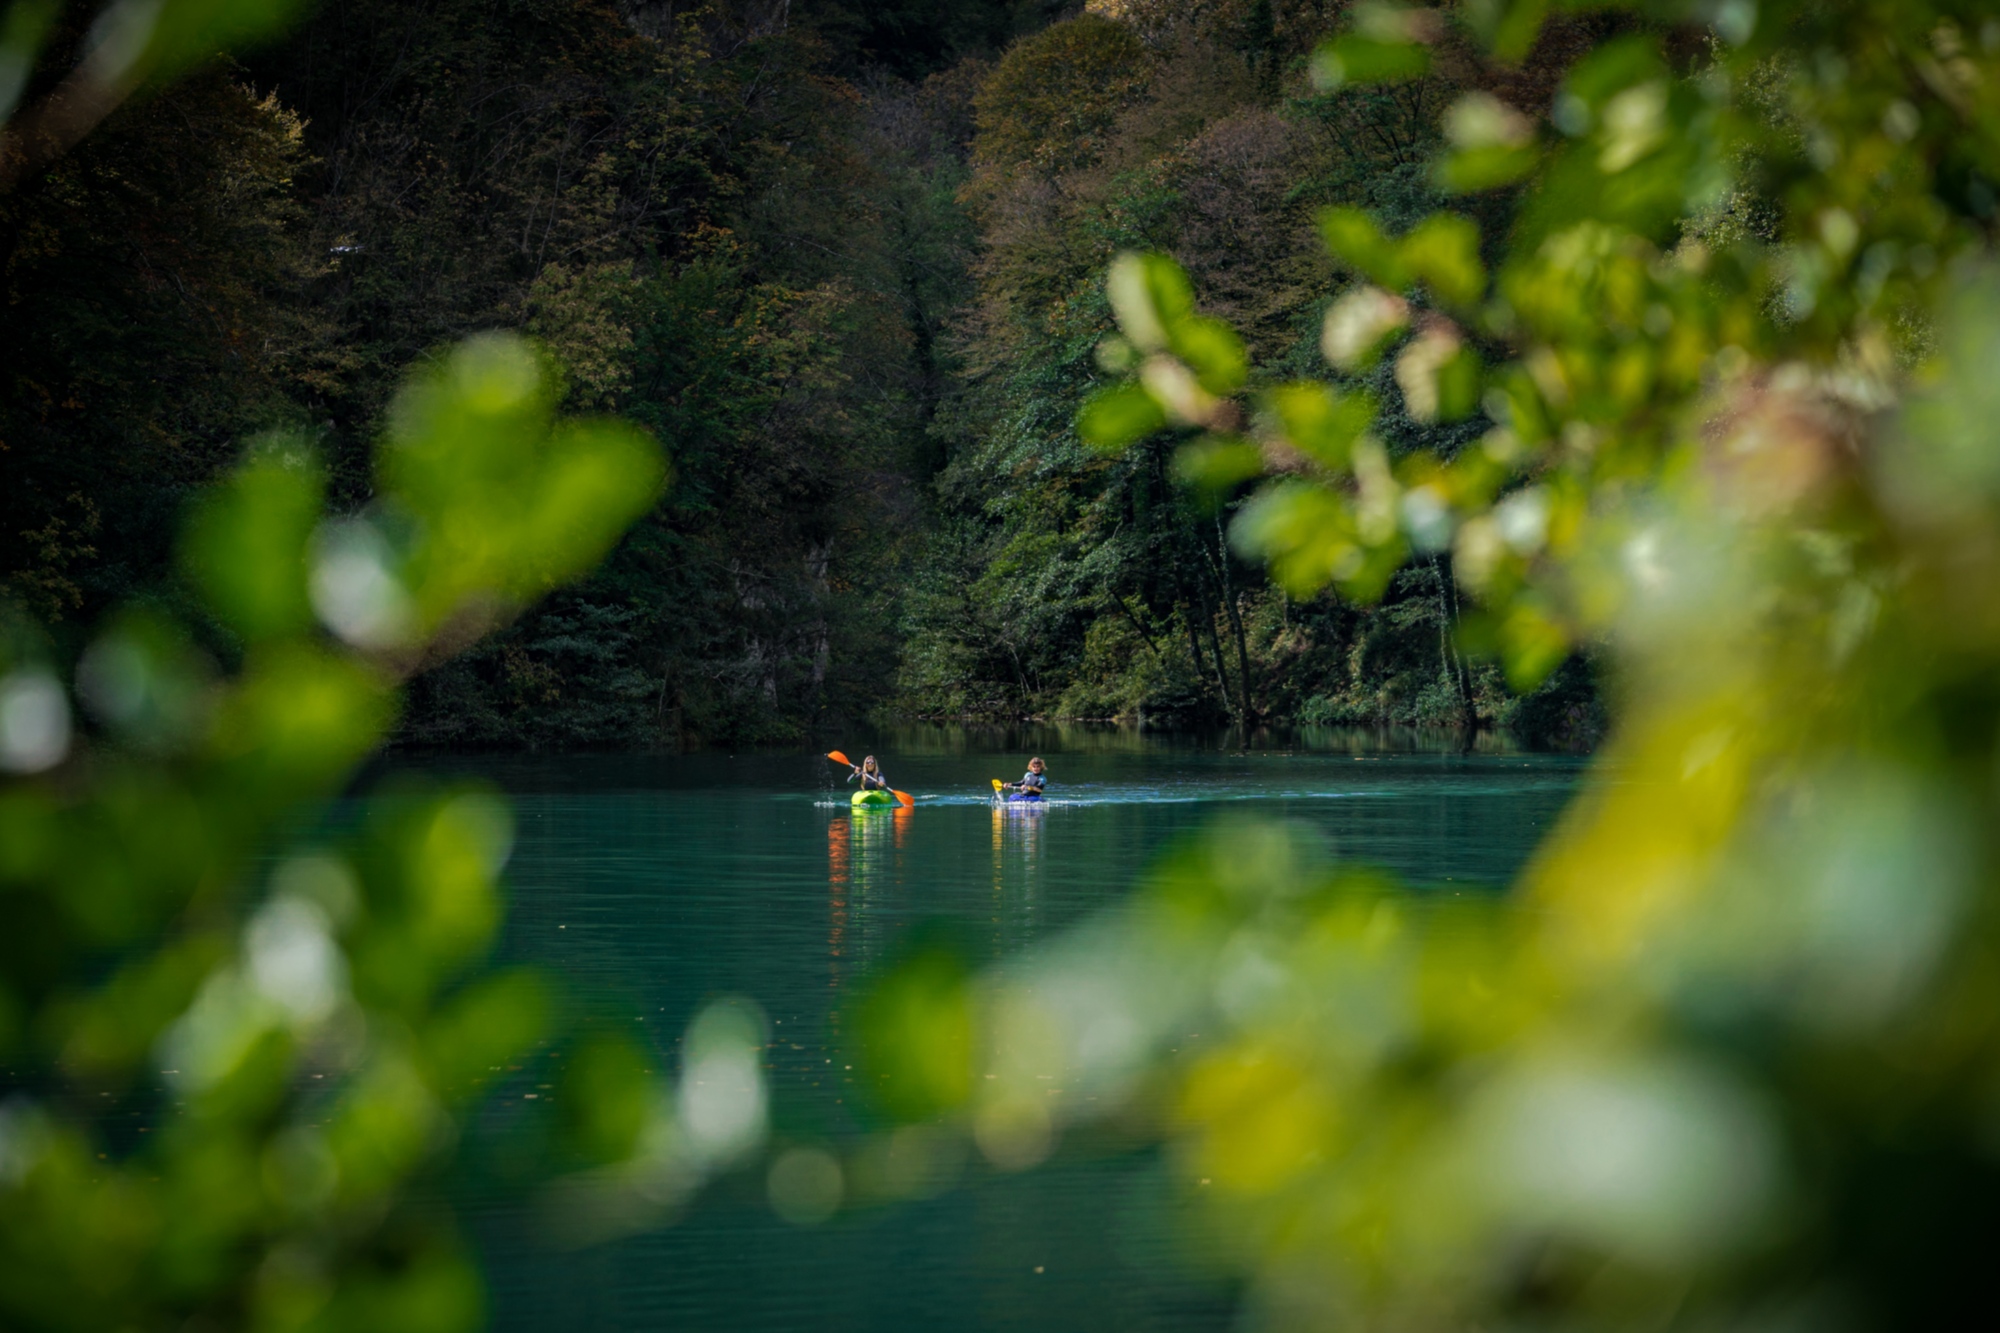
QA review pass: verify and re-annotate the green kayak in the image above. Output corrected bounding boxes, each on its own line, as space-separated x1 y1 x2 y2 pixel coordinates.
851 789 898 807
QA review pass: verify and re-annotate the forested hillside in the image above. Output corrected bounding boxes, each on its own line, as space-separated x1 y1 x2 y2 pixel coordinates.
901 0 1605 743
1 0 1601 749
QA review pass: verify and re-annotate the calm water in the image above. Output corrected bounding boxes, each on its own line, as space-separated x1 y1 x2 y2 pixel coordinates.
407 729 1584 1332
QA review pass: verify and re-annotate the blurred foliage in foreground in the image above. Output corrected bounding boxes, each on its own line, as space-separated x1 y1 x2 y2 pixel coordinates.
0 334 784 1331
854 1 2000 1328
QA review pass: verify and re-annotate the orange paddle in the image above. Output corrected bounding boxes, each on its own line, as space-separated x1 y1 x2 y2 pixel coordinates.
826 751 914 808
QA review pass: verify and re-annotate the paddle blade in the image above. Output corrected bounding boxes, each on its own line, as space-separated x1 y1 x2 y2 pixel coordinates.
895 789 915 808
827 751 851 767
990 779 1003 791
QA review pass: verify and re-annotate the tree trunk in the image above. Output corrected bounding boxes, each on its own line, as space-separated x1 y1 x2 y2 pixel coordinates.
1172 566 1228 716
1200 512 1248 720
1203 593 1236 724
1432 553 1478 749
1215 516 1255 725
1109 589 1163 658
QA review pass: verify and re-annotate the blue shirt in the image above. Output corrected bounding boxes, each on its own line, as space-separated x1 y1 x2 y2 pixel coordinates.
1019 770 1046 791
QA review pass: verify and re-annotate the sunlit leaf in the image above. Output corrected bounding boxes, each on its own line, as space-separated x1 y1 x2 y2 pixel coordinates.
1079 382 1167 451
209 644 392 794
1106 252 1196 353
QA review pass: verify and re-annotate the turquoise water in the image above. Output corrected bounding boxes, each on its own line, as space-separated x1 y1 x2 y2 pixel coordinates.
428 731 1583 1331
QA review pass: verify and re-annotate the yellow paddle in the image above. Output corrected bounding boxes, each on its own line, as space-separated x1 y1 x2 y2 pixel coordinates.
826 751 915 808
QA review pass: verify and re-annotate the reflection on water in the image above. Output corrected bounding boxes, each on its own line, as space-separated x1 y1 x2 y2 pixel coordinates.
827 806 916 989
428 734 1582 1333
992 801 1044 915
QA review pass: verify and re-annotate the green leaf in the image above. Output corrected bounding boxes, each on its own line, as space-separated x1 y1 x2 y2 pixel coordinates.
1106 252 1196 352
1171 317 1249 396
1173 437 1265 499
1310 35 1430 90
1435 346 1484 422
561 1034 656 1164
424 969 552 1104
381 334 666 634
88 0 311 88
1265 383 1376 470
1500 600 1570 690
180 434 323 643
852 930 974 1122
1490 0 1550 64
1319 208 1411 290
1080 383 1167 452
0 0 59 125
1437 143 1543 193
1402 214 1487 308
1562 34 1669 111
211 644 392 795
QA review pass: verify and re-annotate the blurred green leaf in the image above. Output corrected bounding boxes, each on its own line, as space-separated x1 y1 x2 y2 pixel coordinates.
1401 214 1487 308
1265 383 1375 470
381 335 666 644
1437 142 1542 193
180 434 323 644
1233 480 1406 603
85 0 311 88
852 930 974 1123
1106 252 1196 353
1170 317 1249 396
1562 34 1669 112
1395 333 1484 423
1319 207 1411 290
1499 599 1569 692
561 1034 656 1164
0 0 58 125
424 968 551 1102
48 933 225 1078
1310 35 1430 90
1079 382 1167 451
76 612 213 750
1490 0 1550 63
1173 437 1265 500
210 644 391 793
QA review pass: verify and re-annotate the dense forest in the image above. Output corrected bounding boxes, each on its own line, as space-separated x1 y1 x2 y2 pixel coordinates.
1 0 1601 749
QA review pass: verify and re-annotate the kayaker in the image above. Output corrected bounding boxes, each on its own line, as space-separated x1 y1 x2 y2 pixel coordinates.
1005 757 1048 796
851 755 891 792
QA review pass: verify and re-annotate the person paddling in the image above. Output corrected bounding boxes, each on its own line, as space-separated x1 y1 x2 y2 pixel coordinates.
1003 757 1048 797
824 750 915 807
851 755 891 792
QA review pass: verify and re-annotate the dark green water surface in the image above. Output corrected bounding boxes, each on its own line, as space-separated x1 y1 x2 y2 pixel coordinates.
421 729 1584 1332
